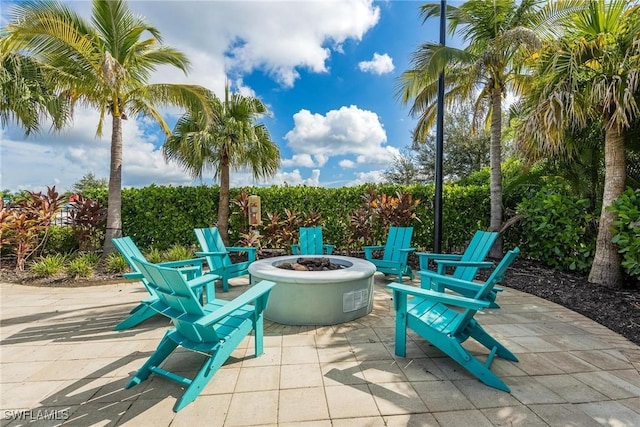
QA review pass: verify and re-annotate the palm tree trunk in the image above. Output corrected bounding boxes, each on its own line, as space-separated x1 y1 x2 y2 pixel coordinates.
102 115 123 257
588 126 625 287
218 156 231 246
489 89 503 257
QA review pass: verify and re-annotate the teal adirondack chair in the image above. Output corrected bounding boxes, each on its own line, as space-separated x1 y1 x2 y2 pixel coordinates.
416 230 498 282
112 237 209 331
420 247 519 309
363 226 415 283
388 248 521 392
194 227 258 292
291 226 335 255
127 256 275 412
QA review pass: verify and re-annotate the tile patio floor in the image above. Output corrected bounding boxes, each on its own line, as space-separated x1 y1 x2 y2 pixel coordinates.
1 273 640 426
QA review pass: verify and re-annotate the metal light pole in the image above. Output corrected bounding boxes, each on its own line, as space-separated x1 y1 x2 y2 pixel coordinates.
434 0 446 253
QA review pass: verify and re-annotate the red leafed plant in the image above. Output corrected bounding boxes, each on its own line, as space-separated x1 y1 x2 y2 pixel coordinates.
66 194 106 252
0 186 65 271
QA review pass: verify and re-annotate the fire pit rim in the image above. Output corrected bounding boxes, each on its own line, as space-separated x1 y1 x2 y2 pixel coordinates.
248 255 376 283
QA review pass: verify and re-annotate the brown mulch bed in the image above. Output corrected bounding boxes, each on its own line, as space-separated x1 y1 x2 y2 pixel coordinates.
1 255 638 346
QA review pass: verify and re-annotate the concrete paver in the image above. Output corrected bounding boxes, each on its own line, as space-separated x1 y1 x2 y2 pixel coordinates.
1 273 639 426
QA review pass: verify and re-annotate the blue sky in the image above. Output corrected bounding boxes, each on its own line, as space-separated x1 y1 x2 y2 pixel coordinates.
1 0 451 193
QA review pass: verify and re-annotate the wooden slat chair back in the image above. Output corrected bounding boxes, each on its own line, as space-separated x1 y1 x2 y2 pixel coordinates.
128 256 275 412
453 231 499 281
417 230 498 282
363 226 415 283
418 248 520 308
194 227 257 292
384 226 413 263
389 248 520 392
111 237 206 330
291 226 335 255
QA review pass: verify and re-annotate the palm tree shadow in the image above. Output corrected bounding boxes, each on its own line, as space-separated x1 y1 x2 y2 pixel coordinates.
9 347 258 425
17 352 157 426
324 359 436 424
0 304 169 345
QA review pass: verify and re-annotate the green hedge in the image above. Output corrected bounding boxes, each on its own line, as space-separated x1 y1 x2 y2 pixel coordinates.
88 182 610 276
514 184 597 273
106 183 491 252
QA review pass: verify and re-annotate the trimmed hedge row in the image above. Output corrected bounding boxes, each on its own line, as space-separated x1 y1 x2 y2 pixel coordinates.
83 182 623 275
97 183 492 252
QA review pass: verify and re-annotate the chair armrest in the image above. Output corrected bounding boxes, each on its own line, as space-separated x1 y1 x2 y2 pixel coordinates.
158 258 205 269
226 247 257 262
123 272 143 280
363 245 384 258
195 251 228 257
420 269 499 294
399 247 416 253
388 283 490 310
196 280 276 327
363 245 384 250
416 252 462 269
187 274 219 289
435 260 494 275
226 246 257 253
323 244 335 255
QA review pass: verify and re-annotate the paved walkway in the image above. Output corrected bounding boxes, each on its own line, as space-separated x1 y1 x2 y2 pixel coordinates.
1 274 640 427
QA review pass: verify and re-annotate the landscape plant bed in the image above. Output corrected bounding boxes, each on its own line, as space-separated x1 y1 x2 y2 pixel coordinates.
0 256 638 346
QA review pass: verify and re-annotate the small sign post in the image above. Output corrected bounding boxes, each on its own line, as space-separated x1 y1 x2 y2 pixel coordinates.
248 195 261 226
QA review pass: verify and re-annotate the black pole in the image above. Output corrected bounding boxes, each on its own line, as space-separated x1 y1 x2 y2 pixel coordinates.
434 0 446 253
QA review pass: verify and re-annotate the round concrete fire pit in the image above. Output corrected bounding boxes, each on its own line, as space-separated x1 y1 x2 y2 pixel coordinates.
248 255 376 325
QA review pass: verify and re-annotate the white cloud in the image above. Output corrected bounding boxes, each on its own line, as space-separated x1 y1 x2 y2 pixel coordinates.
358 52 394 75
339 159 356 168
347 170 386 186
130 0 380 89
233 78 257 99
0 107 195 193
270 169 321 187
284 105 398 165
0 1 386 192
282 154 316 168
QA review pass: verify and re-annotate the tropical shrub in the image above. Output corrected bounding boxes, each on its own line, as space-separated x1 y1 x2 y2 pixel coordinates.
66 256 94 278
67 194 106 251
105 252 130 274
609 188 640 280
144 248 163 264
0 186 65 270
41 226 77 255
29 254 67 277
163 245 195 262
516 184 597 272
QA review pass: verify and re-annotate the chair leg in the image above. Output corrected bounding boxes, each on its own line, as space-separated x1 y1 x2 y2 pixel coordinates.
173 352 225 412
253 315 264 357
222 276 229 292
126 332 178 388
456 345 511 392
113 304 157 331
468 321 518 362
436 336 511 392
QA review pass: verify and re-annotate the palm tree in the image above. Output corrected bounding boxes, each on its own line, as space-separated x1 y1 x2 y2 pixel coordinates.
519 0 640 287
0 50 70 135
2 0 212 256
397 0 581 256
163 84 280 245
